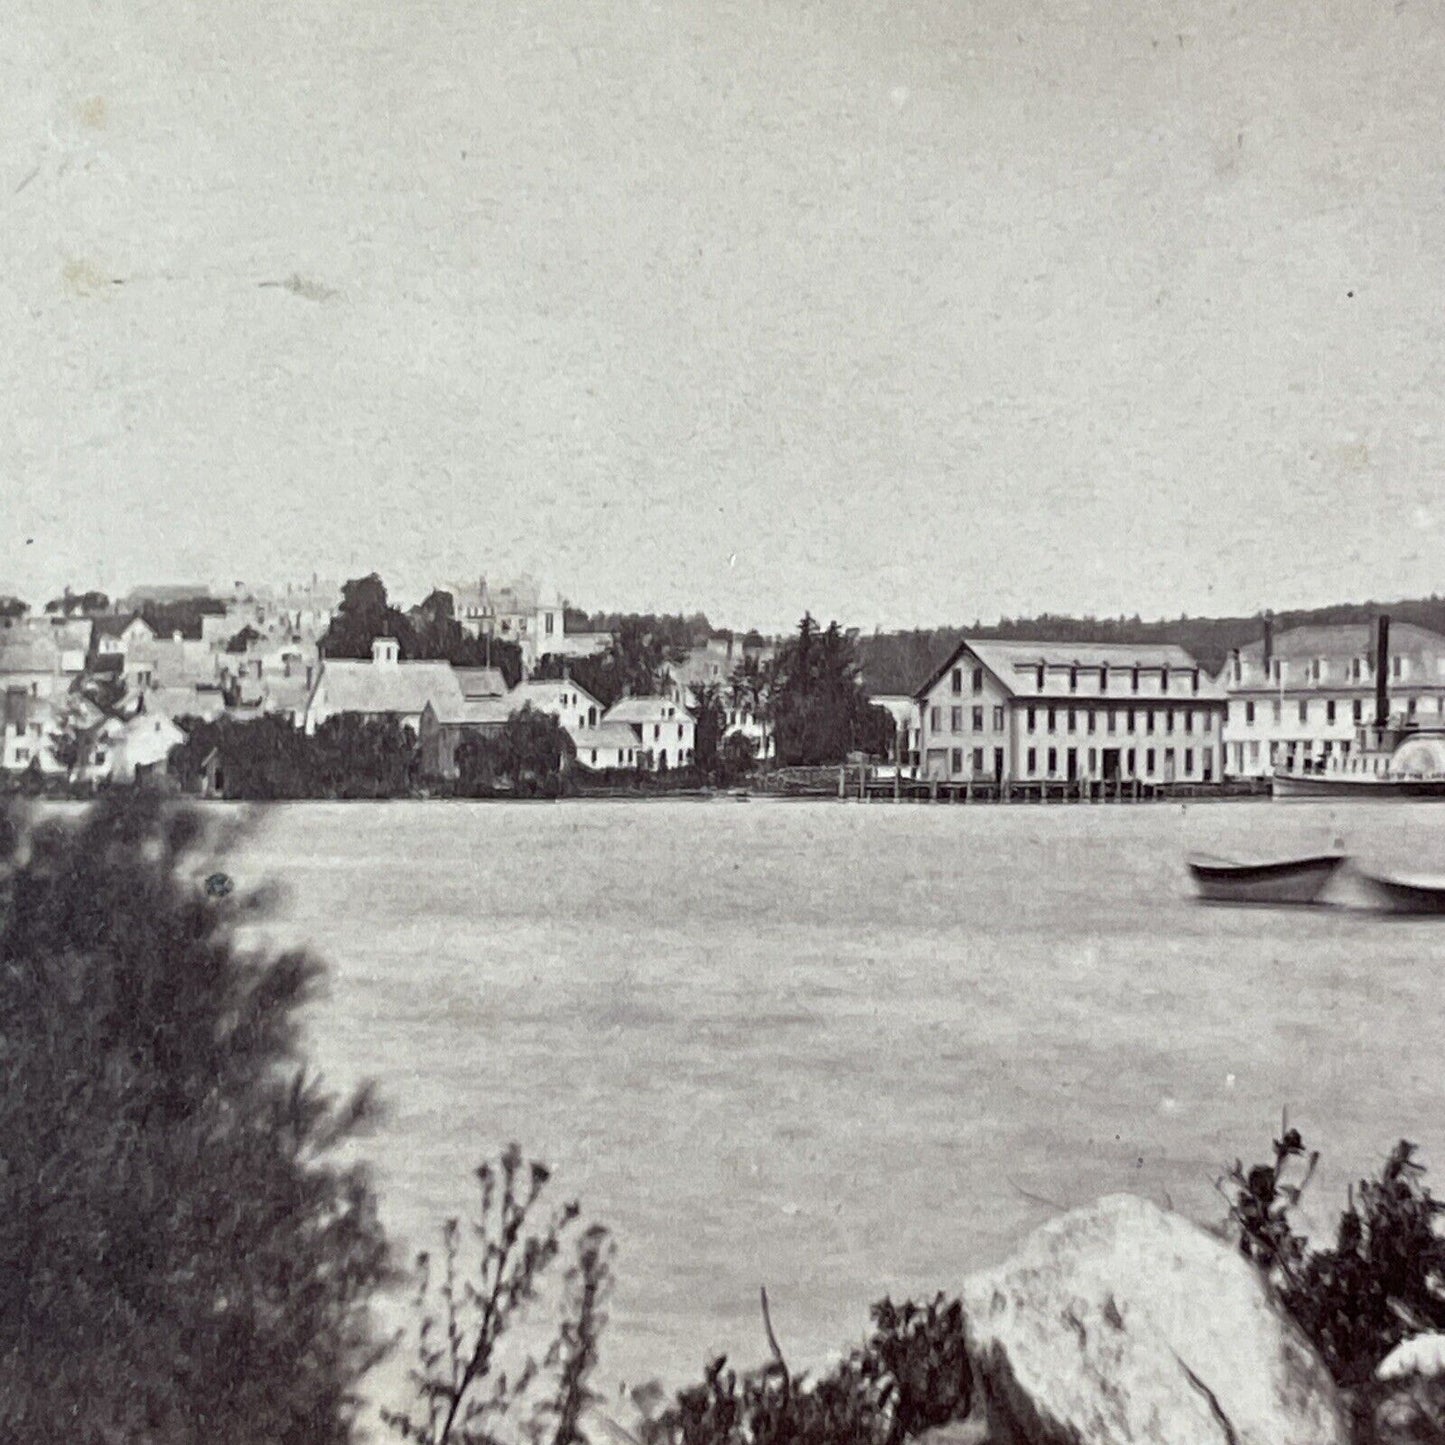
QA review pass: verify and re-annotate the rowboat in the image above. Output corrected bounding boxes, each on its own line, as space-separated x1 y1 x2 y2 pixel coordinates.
1186 851 1348 905
1357 870 1445 916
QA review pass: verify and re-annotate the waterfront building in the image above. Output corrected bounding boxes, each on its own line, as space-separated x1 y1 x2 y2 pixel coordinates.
569 720 642 771
1222 620 1445 778
417 696 515 779
302 636 464 735
914 639 1226 785
603 695 696 770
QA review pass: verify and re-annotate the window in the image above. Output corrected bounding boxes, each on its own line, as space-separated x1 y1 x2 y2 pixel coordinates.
1184 710 1193 734
972 667 984 694
1087 748 1097 772
1249 740 1260 762
1047 747 1058 775
1107 709 1116 734
992 706 1005 731
1069 666 1078 693
1027 746 1037 774
591 749 597 764
1326 700 1336 724
972 748 984 772
15 748 28 762
653 724 661 739
1027 706 1037 732
1161 666 1170 694
972 706 984 731
951 667 962 694
950 748 963 773
1351 657 1362 681
677 723 684 738
1245 701 1256 725
1393 656 1404 679
951 706 963 732
1192 668 1200 694
929 706 940 730
1352 699 1362 724
1127 748 1136 774
1145 748 1155 774
1100 665 1109 692
1047 707 1057 731
1311 658 1321 682
1166 708 1175 734
1146 711 1156 735
1087 711 1096 734
1298 700 1308 724
1067 709 1076 733
1126 708 1135 731
1131 666 1140 693
546 613 555 635
1202 713 1212 734
1408 696 1418 720
1184 749 1194 774
1273 700 1282 723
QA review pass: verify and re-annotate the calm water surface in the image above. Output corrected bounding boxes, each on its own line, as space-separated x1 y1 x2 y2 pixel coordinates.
231 798 1445 1418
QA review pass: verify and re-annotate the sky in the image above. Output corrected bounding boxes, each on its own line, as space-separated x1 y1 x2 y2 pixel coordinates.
3 0 1442 634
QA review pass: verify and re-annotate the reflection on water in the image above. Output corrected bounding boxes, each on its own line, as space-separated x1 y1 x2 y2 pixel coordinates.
230 798 1445 1414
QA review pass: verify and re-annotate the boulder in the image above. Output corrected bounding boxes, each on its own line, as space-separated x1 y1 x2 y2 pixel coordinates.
960 1194 1347 1445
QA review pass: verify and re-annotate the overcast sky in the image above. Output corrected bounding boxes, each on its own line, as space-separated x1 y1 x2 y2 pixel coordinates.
3 0 1441 631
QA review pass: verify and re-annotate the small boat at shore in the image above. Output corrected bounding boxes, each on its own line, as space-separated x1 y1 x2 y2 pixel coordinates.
1186 851 1348 905
1357 870 1445 915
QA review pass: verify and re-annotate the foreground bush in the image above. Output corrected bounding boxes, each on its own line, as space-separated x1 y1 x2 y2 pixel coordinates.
1225 1120 1445 1435
0 795 390 1444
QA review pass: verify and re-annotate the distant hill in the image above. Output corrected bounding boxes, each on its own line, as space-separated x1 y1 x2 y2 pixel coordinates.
856 596 1445 697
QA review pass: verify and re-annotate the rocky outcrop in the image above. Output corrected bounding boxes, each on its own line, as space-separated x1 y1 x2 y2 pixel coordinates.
959 1194 1348 1445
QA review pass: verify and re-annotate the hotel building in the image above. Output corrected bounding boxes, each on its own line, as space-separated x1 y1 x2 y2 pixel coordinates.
914 639 1226 786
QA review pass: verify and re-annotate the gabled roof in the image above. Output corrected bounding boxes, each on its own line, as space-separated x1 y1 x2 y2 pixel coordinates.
453 667 507 699
313 659 464 717
604 695 693 725
91 613 153 641
916 637 1213 701
1236 621 1445 664
509 678 603 711
568 721 640 749
423 696 516 727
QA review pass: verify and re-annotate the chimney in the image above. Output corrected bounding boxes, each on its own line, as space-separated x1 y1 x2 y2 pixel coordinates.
1374 615 1390 728
1261 615 1274 677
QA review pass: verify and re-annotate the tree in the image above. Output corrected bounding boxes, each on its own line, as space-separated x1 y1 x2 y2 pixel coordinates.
768 616 890 766
456 707 575 798
719 731 757 785
690 682 727 781
45 588 109 615
0 793 390 1442
46 695 103 786
320 574 417 660
0 596 27 619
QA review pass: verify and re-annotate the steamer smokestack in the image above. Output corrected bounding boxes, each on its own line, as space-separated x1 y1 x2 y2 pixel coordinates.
1375 615 1391 728
1262 615 1274 677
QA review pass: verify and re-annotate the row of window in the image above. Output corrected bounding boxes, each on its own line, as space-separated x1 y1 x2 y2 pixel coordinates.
950 663 1204 696
1021 746 1202 780
1238 695 1440 726
1235 655 1416 684
929 704 1006 733
1025 705 1213 737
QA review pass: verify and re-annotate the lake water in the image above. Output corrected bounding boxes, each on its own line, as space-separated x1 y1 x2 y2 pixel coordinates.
230 797 1445 1421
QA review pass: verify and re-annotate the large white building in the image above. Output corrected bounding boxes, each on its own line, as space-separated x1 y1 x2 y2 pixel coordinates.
1222 619 1445 778
603 695 695 771
914 639 1226 786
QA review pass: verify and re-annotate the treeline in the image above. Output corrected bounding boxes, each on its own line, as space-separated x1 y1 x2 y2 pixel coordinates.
854 594 1445 695
170 715 418 799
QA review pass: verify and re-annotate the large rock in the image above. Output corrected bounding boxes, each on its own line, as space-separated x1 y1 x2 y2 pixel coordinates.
960 1194 1347 1445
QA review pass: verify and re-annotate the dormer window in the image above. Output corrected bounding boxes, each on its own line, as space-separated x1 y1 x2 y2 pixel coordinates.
1161 666 1170 694
1192 668 1200 694
1099 665 1109 692
1311 659 1321 682
1036 665 1044 689
1131 666 1140 694
1068 666 1078 693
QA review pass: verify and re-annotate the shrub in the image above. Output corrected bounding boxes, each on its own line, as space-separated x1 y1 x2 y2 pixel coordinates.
637 1291 971 1445
1224 1122 1445 1389
0 794 390 1444
383 1145 612 1445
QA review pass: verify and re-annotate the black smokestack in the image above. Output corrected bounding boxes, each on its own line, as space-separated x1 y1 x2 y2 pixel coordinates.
1375 614 1390 728
1262 615 1274 676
